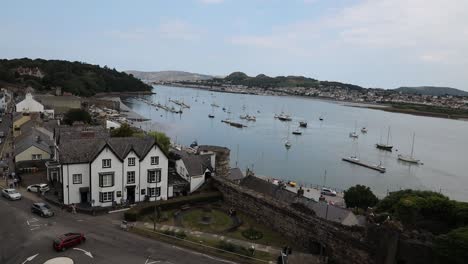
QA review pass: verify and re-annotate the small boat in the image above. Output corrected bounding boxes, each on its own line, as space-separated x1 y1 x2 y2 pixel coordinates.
208 114 215 118
246 115 256 121
376 126 393 151
398 133 420 164
211 103 220 107
222 107 226 111
299 121 307 128
285 140 292 149
319 116 324 121
240 115 247 119
190 140 198 148
292 129 302 135
277 113 292 121
361 127 368 133
349 121 358 138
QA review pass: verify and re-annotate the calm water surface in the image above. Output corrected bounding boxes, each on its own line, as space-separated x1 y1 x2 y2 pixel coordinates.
123 85 468 201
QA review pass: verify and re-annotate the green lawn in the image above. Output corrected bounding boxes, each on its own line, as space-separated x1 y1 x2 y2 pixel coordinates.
181 209 232 233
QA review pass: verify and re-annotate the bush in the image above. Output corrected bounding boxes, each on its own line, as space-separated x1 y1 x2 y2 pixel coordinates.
435 227 468 263
217 241 252 256
241 228 263 240
161 230 187 239
344 185 378 210
63 108 92 125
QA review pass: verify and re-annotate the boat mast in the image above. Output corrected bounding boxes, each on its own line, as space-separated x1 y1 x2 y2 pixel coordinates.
410 132 415 158
386 126 391 145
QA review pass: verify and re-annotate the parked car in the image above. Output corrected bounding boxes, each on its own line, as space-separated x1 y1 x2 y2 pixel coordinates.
53 233 86 251
27 183 50 193
31 202 54 217
321 187 337 196
2 188 22 200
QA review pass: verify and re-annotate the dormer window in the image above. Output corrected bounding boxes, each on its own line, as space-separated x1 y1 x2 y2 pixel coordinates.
102 159 111 168
151 156 159 165
128 157 135 166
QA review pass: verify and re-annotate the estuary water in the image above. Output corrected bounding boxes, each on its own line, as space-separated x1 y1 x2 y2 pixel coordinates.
123 85 468 201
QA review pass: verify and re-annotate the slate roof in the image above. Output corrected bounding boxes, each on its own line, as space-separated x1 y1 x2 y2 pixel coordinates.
58 136 158 164
239 175 359 226
54 126 110 145
171 148 213 176
227 167 245 181
14 128 53 156
168 167 189 186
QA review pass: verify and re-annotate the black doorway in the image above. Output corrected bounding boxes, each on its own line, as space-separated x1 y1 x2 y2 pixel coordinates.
80 191 88 203
126 186 135 203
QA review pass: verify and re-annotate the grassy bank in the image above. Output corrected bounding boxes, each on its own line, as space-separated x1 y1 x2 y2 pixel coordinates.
363 103 468 120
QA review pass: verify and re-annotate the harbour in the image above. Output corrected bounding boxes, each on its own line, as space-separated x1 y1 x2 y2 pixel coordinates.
123 85 468 202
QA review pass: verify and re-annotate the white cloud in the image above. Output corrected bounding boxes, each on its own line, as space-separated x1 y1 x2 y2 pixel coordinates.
229 0 468 64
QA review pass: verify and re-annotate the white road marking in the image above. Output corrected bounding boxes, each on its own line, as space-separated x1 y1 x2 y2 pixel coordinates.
21 253 38 264
145 258 160 264
30 227 40 231
73 247 93 258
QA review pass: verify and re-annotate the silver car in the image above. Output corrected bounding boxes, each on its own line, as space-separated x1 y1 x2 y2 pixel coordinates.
27 183 50 193
2 188 22 200
31 202 54 217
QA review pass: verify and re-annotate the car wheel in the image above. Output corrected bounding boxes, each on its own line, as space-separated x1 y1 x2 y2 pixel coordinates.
27 189 31 192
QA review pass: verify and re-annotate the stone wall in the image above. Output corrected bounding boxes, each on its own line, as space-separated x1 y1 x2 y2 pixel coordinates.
213 176 436 264
213 175 373 263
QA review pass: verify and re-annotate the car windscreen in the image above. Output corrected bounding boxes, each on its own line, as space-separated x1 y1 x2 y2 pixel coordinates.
8 190 18 194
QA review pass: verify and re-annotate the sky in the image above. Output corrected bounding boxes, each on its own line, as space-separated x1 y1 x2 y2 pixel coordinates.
1 0 468 90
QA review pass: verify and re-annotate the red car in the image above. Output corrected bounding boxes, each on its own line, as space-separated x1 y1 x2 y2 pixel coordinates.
53 233 86 251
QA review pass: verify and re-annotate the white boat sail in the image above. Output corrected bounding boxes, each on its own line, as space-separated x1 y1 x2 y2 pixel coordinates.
398 132 420 164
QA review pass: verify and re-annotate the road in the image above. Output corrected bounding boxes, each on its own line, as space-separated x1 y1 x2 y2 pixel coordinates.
0 193 237 264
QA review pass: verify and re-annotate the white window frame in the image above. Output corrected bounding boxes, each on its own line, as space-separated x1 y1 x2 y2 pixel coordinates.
99 191 114 202
127 171 135 184
32 154 42 160
147 187 155 197
128 157 135 166
147 169 161 183
72 174 82 184
99 173 114 187
102 159 111 168
151 156 159 165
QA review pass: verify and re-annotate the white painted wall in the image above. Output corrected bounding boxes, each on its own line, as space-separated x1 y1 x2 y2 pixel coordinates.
122 151 140 202
62 163 89 205
139 145 168 202
90 147 122 207
16 93 44 112
15 146 51 162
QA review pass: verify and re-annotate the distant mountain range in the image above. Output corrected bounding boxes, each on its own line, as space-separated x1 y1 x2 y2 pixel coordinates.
394 86 468 97
125 70 213 83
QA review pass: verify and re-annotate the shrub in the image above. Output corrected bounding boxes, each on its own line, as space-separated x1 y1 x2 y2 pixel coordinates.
435 227 468 264
241 228 263 240
344 185 378 210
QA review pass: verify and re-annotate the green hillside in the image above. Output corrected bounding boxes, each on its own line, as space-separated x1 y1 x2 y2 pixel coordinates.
395 86 468 97
0 58 151 96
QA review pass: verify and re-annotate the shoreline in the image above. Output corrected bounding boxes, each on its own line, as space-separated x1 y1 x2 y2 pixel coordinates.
156 83 468 121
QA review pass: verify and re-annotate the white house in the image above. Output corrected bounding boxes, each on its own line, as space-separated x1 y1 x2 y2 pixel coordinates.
171 148 213 193
47 137 168 207
16 93 45 113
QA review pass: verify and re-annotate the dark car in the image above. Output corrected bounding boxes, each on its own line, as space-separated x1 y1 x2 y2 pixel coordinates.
53 233 86 251
31 202 54 217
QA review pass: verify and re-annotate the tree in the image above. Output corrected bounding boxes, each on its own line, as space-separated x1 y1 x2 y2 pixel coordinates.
148 131 171 153
435 226 468 263
344 185 378 210
110 123 136 137
63 109 92 125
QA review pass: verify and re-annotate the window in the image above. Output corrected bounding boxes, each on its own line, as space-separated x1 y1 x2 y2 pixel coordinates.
151 156 159 165
72 174 82 184
128 157 135 166
99 191 114 202
147 187 161 197
141 189 146 195
99 173 114 187
147 169 161 183
32 154 42 160
102 159 111 168
127 171 135 184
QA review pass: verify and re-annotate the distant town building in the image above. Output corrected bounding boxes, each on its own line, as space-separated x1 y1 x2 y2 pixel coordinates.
15 93 45 113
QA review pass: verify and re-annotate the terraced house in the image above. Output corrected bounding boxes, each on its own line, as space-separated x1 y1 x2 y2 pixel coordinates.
47 135 168 207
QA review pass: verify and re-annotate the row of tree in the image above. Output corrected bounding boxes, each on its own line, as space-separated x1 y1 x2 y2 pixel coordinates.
0 58 151 96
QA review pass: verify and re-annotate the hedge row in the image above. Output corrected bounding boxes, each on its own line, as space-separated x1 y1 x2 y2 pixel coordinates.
124 191 223 221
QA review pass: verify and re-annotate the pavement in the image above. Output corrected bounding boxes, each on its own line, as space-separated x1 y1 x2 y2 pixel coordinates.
140 221 281 255
0 187 240 264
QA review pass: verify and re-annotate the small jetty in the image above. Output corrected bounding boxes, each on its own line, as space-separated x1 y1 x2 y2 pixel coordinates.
221 119 247 128
342 157 386 173
169 99 190 108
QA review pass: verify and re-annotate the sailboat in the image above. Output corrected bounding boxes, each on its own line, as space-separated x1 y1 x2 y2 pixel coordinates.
299 121 307 128
349 121 359 138
285 123 292 149
398 133 420 164
376 127 393 151
361 127 368 133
